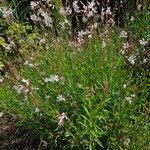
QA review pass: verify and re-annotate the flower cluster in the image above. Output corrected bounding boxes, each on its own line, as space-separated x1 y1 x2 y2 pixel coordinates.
60 0 100 39
59 6 72 16
127 55 136 65
13 79 30 94
30 0 53 28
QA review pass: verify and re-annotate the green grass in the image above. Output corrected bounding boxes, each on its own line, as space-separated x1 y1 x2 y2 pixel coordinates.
1 32 149 149
0 2 149 150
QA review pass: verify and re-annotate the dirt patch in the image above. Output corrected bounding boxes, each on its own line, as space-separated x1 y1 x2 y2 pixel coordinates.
0 114 45 150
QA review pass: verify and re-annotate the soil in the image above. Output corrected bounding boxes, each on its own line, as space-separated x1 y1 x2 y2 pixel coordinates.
0 114 46 150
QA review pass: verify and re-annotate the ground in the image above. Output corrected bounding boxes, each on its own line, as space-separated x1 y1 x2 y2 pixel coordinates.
0 114 44 150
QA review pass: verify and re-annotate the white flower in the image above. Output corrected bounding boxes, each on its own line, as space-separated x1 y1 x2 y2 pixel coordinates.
120 49 125 54
128 55 136 65
139 38 148 46
30 1 39 10
83 1 97 18
60 6 72 16
40 38 46 44
24 88 29 93
30 14 38 21
38 8 44 16
78 30 87 37
22 78 30 86
120 31 127 38
73 1 80 13
43 14 52 27
88 33 92 38
125 95 135 104
125 97 132 104
102 41 106 48
131 94 135 98
123 138 131 146
107 18 115 26
87 0 95 10
130 16 135 22
85 10 94 18
24 61 35 67
57 94 66 102
123 42 130 49
92 22 98 29
105 7 112 15
2 8 13 18
13 85 29 94
60 21 66 29
137 4 142 10
77 83 82 88
28 63 35 67
7 38 15 47
45 95 50 99
65 6 72 15
35 108 40 113
59 7 67 15
82 16 87 23
101 7 105 20
39 10 52 27
44 75 59 83
64 18 68 24
143 58 147 63
123 84 127 88
57 112 68 126
13 85 23 94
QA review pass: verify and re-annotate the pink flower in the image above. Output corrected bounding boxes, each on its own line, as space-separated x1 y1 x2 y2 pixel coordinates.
123 42 130 50
73 1 80 13
105 7 112 15
78 30 87 37
0 78 4 83
57 112 68 126
120 31 127 38
2 8 13 18
139 38 148 46
30 14 38 21
88 0 95 9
